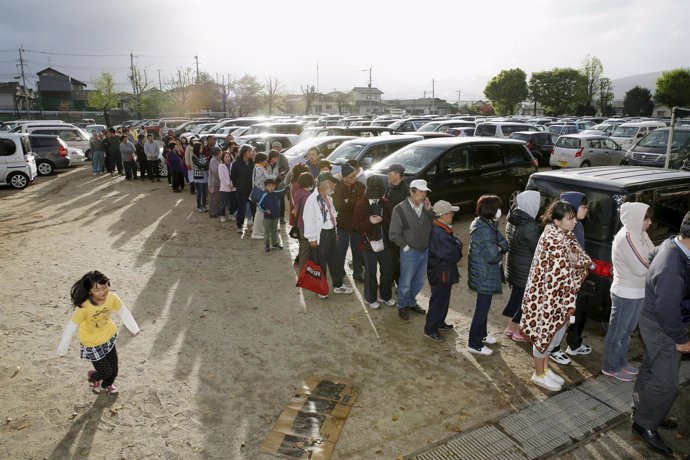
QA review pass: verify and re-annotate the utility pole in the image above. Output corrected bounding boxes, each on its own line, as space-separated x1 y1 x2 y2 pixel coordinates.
457 90 461 104
130 52 137 96
316 62 320 115
157 69 162 90
194 54 199 84
18 47 29 118
431 78 436 115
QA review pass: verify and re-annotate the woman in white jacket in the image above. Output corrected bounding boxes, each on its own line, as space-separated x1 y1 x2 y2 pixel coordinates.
602 202 654 381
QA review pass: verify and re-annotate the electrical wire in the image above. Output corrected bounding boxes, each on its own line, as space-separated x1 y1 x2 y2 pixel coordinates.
23 48 129 58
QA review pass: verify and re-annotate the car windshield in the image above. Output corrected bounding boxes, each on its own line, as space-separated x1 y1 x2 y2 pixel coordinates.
328 143 365 163
417 122 440 132
556 137 581 149
284 138 328 158
373 145 445 175
637 130 690 150
510 133 530 142
475 124 496 136
612 126 638 137
547 125 565 135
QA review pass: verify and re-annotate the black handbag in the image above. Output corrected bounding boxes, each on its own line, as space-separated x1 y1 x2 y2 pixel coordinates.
289 226 300 239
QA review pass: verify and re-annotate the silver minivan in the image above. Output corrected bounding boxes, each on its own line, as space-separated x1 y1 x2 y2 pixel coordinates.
550 134 624 168
0 133 37 189
26 126 92 158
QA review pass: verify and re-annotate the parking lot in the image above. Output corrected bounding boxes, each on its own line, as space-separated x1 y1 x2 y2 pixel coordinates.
3 163 679 459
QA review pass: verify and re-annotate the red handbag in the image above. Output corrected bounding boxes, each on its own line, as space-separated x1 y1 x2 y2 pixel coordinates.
296 249 329 296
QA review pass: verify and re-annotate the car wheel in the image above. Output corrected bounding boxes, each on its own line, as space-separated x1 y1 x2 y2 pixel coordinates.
85 149 92 161
507 189 521 210
37 161 54 176
580 161 591 167
159 162 168 176
7 172 29 189
550 165 561 170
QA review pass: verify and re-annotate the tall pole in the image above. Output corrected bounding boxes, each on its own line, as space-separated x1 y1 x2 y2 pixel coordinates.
194 54 199 84
130 52 137 96
368 66 372 114
316 62 319 115
431 78 436 115
664 107 676 169
157 69 162 90
18 47 29 118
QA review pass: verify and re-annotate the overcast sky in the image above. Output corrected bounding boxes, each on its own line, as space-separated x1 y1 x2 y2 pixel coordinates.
1 0 688 101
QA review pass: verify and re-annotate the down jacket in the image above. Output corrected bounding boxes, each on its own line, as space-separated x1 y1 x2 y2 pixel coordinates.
427 220 463 287
467 216 509 295
505 208 540 289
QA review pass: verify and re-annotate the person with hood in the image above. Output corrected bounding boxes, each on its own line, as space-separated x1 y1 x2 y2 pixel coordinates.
549 191 593 365
602 202 655 381
631 211 690 456
502 190 541 342
424 200 463 342
467 194 509 355
521 201 592 391
354 175 393 309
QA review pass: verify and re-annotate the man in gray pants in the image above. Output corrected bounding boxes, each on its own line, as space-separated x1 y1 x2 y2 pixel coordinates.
632 210 690 456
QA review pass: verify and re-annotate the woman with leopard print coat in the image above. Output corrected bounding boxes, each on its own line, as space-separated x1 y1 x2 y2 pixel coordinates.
520 200 592 392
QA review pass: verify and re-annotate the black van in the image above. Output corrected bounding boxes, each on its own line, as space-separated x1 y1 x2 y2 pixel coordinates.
526 166 690 321
367 137 538 211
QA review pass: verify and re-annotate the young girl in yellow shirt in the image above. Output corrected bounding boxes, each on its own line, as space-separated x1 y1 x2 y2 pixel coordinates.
57 271 140 395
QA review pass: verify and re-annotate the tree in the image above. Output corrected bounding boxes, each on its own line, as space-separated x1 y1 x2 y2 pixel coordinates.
189 72 222 114
87 72 119 126
229 74 263 117
264 76 285 115
580 55 604 111
655 68 690 108
129 65 151 119
334 91 354 115
301 84 317 115
623 86 654 116
596 77 615 116
483 68 528 115
168 67 194 116
528 68 586 116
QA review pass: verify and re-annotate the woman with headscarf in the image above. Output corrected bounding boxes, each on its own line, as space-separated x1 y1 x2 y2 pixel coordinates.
502 190 541 342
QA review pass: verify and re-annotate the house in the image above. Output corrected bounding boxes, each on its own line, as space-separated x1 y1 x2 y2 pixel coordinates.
36 67 88 111
652 103 672 118
0 82 36 113
351 86 384 115
383 97 456 116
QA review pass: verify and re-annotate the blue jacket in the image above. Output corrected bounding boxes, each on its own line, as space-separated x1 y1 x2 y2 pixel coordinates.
641 237 690 344
467 216 508 295
167 151 184 173
560 191 586 247
258 188 287 220
427 220 463 287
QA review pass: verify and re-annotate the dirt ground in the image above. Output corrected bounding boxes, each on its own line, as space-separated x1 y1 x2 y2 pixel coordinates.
0 164 643 459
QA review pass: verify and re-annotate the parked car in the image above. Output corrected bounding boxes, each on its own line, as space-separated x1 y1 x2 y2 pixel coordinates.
25 125 92 159
546 123 580 136
387 118 429 133
315 126 395 137
610 121 666 150
67 147 86 165
621 127 690 168
509 131 555 167
475 122 538 138
526 166 690 321
242 122 305 136
284 136 356 169
234 134 299 155
417 120 475 133
446 127 475 137
153 118 189 138
27 134 71 175
9 121 70 133
0 133 37 189
550 134 624 168
85 124 107 134
326 135 423 174
367 137 538 211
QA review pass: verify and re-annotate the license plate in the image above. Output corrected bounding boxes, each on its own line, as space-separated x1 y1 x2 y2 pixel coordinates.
559 161 568 167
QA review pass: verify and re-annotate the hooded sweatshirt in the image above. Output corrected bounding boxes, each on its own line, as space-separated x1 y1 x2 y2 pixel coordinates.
610 202 654 299
560 191 586 247
505 191 541 288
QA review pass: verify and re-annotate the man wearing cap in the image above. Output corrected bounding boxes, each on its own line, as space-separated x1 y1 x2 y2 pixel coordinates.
303 172 354 297
389 179 434 320
347 159 368 190
333 163 367 283
385 163 409 286
425 201 463 341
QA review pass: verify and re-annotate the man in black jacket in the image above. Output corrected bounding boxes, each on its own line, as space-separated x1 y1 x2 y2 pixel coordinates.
230 144 255 233
384 163 409 287
632 210 690 456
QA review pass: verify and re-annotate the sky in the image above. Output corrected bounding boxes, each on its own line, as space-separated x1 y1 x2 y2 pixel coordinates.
1 0 688 102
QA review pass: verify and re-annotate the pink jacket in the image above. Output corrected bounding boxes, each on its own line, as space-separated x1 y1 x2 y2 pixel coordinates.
218 162 235 192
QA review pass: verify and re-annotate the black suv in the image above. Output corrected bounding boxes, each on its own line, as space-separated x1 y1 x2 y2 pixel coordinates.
28 134 71 176
621 127 690 168
509 131 555 166
368 137 538 211
526 166 690 321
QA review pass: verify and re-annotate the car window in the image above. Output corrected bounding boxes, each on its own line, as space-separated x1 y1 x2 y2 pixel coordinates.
438 147 469 173
634 186 690 243
510 133 530 142
588 139 602 149
321 141 344 156
612 126 638 138
471 144 504 169
501 125 527 136
0 138 16 156
374 145 445 175
475 124 496 136
556 137 581 149
502 144 532 164
604 139 618 149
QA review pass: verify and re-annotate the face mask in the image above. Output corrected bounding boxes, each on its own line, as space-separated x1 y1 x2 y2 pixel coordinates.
493 209 502 221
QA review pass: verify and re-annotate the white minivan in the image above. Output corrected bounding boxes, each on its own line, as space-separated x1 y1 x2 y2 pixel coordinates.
26 125 92 158
610 121 666 150
0 133 38 189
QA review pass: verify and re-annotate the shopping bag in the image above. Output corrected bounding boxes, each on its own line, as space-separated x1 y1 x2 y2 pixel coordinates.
296 249 329 296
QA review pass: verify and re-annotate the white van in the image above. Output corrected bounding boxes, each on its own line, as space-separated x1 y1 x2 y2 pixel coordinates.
475 122 539 138
0 133 37 189
610 121 666 149
11 121 71 133
25 125 92 158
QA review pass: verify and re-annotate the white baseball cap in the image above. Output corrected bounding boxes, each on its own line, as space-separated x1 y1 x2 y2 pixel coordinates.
409 179 431 192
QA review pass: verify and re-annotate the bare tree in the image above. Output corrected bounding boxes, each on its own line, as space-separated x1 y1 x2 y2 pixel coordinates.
266 76 281 115
168 67 194 116
129 65 151 119
301 84 317 115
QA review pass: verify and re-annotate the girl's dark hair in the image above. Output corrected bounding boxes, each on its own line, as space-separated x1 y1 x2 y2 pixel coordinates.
291 163 309 183
476 194 502 219
255 152 268 164
239 144 253 159
268 150 280 161
192 142 203 155
168 142 177 150
70 271 110 308
318 159 332 171
542 200 576 225
298 171 315 188
644 207 652 220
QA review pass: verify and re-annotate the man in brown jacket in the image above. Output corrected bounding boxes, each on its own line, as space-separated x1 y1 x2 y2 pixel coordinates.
333 163 366 282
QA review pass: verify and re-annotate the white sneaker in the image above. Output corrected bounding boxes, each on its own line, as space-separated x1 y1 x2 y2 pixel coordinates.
379 298 396 306
247 219 253 227
333 285 353 294
549 350 572 365
468 346 493 356
483 335 498 344
318 294 328 299
545 369 565 386
566 344 592 356
531 372 562 391
250 234 264 240
219 216 226 223
367 301 380 309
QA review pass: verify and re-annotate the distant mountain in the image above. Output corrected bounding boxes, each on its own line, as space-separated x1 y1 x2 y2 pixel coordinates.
610 71 665 99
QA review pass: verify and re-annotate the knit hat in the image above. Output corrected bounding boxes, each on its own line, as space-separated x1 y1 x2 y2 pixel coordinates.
366 175 386 199
340 163 355 178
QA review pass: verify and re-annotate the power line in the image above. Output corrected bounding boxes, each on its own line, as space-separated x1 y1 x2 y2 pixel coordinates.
23 48 129 57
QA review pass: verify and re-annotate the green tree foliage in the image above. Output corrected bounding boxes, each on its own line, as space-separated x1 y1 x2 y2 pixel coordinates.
483 68 528 115
333 91 354 115
655 68 690 108
229 74 264 117
624 86 654 116
189 72 222 113
529 68 586 116
581 55 604 110
87 73 119 126
596 77 615 116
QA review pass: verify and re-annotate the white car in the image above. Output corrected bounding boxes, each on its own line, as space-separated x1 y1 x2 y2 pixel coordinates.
0 133 37 189
550 134 624 168
67 147 87 164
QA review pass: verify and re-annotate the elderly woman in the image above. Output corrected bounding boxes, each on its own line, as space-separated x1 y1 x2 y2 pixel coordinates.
521 200 592 392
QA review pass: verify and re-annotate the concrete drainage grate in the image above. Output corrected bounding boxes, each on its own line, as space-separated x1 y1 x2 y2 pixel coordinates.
577 376 635 413
410 425 526 460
